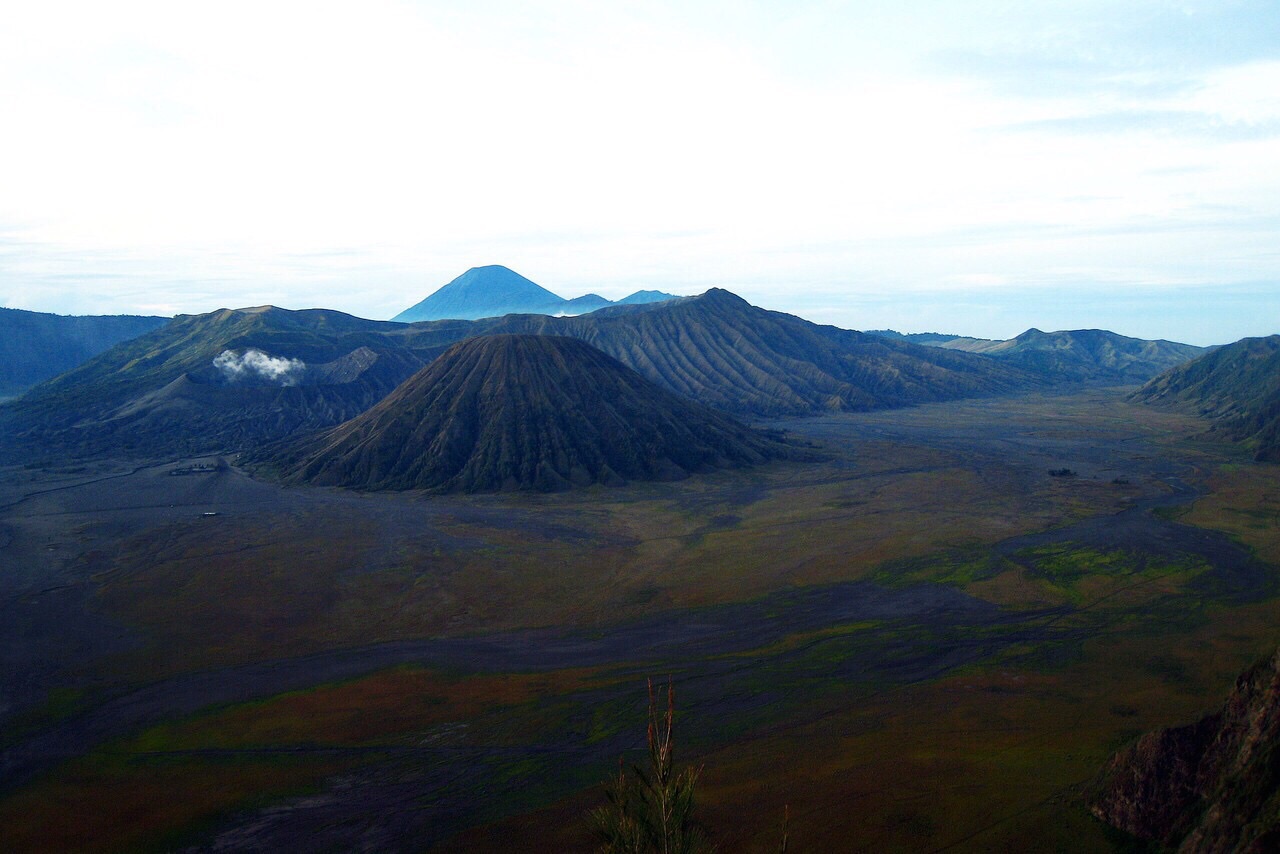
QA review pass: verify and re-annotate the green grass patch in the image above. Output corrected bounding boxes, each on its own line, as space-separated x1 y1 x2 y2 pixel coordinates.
1013 543 1212 607
1153 504 1189 522
1019 544 1134 584
870 547 1013 589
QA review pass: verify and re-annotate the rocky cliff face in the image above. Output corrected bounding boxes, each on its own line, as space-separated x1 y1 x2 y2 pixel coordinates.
1091 649 1280 852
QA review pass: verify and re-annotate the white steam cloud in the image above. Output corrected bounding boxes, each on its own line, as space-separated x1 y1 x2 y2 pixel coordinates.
213 349 306 386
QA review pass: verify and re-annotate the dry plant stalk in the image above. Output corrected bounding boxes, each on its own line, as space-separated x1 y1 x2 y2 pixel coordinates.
590 679 708 854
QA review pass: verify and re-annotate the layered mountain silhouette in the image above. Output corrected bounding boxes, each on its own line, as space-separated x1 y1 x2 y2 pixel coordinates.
0 306 168 398
1133 335 1280 461
263 335 784 492
391 265 676 322
869 327 1205 384
2 288 1066 462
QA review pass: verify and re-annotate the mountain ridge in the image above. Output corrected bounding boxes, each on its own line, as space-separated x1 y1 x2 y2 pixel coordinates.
2 306 430 460
466 288 1038 417
868 326 1205 383
4 289 1158 462
1132 334 1280 461
0 306 170 398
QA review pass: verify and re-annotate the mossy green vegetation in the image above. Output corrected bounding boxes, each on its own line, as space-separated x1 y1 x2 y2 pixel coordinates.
871 547 1011 588
1014 543 1212 606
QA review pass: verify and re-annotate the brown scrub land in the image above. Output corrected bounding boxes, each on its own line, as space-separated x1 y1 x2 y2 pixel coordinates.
1 388 1277 851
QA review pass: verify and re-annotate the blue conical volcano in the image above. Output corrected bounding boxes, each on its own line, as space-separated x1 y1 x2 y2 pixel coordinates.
392 266 569 322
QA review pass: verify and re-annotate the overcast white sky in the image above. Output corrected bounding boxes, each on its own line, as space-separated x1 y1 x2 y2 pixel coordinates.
1 0 1277 344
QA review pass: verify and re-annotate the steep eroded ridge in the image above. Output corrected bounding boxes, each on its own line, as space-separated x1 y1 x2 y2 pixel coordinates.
264 334 786 492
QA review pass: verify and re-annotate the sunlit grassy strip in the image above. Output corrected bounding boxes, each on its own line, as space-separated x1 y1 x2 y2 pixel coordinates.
0 754 347 853
870 541 1214 614
870 548 1012 589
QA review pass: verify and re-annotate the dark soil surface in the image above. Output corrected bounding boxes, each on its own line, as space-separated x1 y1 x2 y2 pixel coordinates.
0 388 1269 851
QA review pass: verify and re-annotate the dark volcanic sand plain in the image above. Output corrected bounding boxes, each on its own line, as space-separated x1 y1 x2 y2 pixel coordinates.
2 388 1279 851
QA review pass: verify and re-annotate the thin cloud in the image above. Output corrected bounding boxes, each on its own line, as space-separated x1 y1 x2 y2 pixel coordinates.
929 0 1280 98
1000 110 1280 140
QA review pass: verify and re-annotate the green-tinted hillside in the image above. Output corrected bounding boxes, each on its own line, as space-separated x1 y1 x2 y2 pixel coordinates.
1133 335 1280 461
985 328 1205 383
0 307 169 398
1 307 429 460
872 326 1206 383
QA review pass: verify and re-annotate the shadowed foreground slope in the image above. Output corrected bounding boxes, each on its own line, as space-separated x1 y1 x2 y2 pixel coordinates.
263 334 785 492
1092 649 1280 851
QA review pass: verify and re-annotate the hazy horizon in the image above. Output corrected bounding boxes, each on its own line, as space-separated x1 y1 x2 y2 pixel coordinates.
1 267 1260 349
2 1 1278 347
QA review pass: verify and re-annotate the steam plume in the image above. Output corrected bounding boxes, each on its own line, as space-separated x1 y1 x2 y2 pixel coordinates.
213 349 305 385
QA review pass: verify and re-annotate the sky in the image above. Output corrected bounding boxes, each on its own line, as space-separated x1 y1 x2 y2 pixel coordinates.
1 0 1278 345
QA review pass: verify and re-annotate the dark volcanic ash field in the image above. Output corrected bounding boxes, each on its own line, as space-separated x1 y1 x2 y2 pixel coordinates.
2 389 1278 851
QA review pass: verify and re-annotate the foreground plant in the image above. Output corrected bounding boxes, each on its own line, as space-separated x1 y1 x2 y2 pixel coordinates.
590 679 709 854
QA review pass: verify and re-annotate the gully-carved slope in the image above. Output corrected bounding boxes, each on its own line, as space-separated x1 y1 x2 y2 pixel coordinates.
265 334 785 492
475 289 1036 417
1134 335 1280 461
